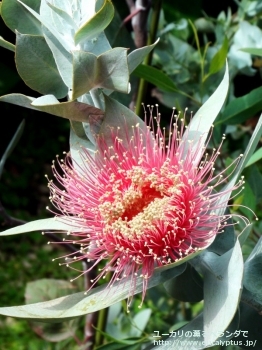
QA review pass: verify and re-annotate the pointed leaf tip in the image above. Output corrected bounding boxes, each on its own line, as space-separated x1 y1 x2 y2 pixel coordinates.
74 0 114 45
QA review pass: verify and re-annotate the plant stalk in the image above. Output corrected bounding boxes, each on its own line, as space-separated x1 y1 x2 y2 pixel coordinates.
94 306 109 348
135 0 162 117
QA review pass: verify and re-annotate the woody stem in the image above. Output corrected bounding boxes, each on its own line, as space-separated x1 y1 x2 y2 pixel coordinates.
135 0 162 117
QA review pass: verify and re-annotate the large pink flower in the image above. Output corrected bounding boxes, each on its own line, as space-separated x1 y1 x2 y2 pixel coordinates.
47 108 244 304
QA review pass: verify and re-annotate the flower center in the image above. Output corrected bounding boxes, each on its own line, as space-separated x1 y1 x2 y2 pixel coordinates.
98 162 181 239
121 186 162 220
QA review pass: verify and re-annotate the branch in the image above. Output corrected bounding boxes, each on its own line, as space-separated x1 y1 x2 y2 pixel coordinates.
83 260 98 349
125 0 135 10
135 0 162 116
125 0 151 48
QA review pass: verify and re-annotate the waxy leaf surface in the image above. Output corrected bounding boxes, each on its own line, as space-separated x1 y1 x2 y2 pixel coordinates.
72 48 129 99
74 0 114 45
1 0 41 34
15 33 68 98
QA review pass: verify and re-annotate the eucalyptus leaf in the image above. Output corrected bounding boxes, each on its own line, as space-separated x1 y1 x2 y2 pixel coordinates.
72 48 129 99
83 121 98 145
17 0 71 51
201 240 243 346
1 0 42 35
51 0 76 15
42 26 73 88
74 0 114 45
207 213 236 255
128 39 159 74
39 0 75 50
77 0 96 23
0 255 202 321
180 62 229 163
0 217 80 236
45 1 78 30
15 33 68 98
81 32 112 55
101 95 148 147
0 93 38 110
96 48 129 92
73 52 96 99
78 93 94 105
31 95 104 122
0 36 15 52
70 126 96 171
70 120 88 139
